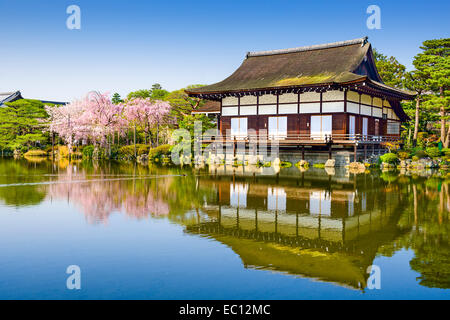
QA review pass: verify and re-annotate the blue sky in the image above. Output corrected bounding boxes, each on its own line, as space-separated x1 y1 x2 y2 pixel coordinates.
0 0 448 101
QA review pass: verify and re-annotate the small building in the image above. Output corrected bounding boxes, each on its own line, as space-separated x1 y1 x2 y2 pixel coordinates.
0 91 24 106
186 37 414 162
0 90 67 107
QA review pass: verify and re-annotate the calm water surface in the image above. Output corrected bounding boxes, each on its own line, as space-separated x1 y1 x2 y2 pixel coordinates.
0 158 448 299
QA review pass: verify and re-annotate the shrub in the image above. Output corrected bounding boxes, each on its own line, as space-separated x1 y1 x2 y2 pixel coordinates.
397 151 410 160
256 161 271 167
425 147 441 158
119 144 149 158
412 156 419 162
280 161 292 168
417 132 428 148
24 149 47 157
82 145 95 159
148 144 172 159
58 146 70 158
380 153 399 164
414 149 428 159
442 148 450 157
313 163 326 168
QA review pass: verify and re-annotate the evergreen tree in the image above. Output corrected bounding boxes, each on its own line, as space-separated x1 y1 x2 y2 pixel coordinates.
0 99 49 151
413 38 450 146
373 48 406 88
112 93 123 104
404 70 429 145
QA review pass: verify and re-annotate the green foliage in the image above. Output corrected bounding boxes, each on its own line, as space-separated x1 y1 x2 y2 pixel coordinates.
178 114 215 136
0 99 49 151
119 144 149 158
82 145 95 159
58 145 70 158
380 153 399 164
165 85 206 120
425 147 441 158
256 161 271 167
280 161 292 168
151 89 169 100
373 48 406 88
398 151 411 160
413 149 428 159
177 114 216 150
313 163 326 168
127 89 152 100
148 144 172 160
413 38 450 144
23 150 47 157
126 84 169 101
442 148 450 157
112 93 123 104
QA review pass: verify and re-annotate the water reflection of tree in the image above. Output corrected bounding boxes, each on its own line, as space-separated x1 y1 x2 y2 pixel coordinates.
45 162 215 224
0 158 51 206
388 177 450 289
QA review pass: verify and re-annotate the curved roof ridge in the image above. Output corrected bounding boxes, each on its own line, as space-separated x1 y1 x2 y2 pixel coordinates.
247 37 368 58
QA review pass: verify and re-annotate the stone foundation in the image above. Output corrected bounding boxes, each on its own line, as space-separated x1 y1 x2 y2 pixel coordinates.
204 151 354 167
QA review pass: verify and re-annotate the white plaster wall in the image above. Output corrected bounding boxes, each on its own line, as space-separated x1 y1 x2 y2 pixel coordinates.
278 104 298 114
222 107 238 116
299 103 320 114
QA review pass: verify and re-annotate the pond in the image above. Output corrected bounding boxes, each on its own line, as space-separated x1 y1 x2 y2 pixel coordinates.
0 158 448 299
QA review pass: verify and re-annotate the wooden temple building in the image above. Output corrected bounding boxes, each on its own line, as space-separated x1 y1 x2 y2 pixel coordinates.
187 37 414 161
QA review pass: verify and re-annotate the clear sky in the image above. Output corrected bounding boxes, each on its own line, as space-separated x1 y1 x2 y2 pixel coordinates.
0 0 448 102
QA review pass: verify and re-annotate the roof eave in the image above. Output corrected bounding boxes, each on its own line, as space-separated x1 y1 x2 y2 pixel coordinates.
185 77 368 98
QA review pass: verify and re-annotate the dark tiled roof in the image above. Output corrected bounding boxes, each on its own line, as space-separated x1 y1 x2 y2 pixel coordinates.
0 91 67 106
0 91 23 105
192 100 220 113
186 37 414 99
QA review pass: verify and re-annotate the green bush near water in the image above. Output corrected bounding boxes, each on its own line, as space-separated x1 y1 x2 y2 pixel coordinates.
149 144 171 158
425 147 441 158
380 153 399 164
23 150 47 157
82 145 95 159
119 144 150 158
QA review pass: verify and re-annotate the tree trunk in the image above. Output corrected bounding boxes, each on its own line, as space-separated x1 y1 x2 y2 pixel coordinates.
413 97 421 146
440 86 446 145
156 122 159 147
134 124 137 158
444 123 450 148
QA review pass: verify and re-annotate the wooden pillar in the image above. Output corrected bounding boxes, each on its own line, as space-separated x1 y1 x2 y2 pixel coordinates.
364 145 367 162
354 144 357 162
328 144 332 160
302 145 305 160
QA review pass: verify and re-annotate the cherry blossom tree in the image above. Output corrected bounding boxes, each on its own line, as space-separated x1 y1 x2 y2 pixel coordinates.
122 98 171 147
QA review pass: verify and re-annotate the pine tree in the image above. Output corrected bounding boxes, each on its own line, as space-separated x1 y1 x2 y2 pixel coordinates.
112 93 123 104
413 39 450 146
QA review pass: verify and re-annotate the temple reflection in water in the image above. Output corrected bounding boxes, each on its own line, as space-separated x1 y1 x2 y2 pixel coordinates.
186 167 408 290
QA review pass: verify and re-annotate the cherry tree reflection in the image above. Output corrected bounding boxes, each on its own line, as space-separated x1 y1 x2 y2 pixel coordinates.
46 167 170 224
